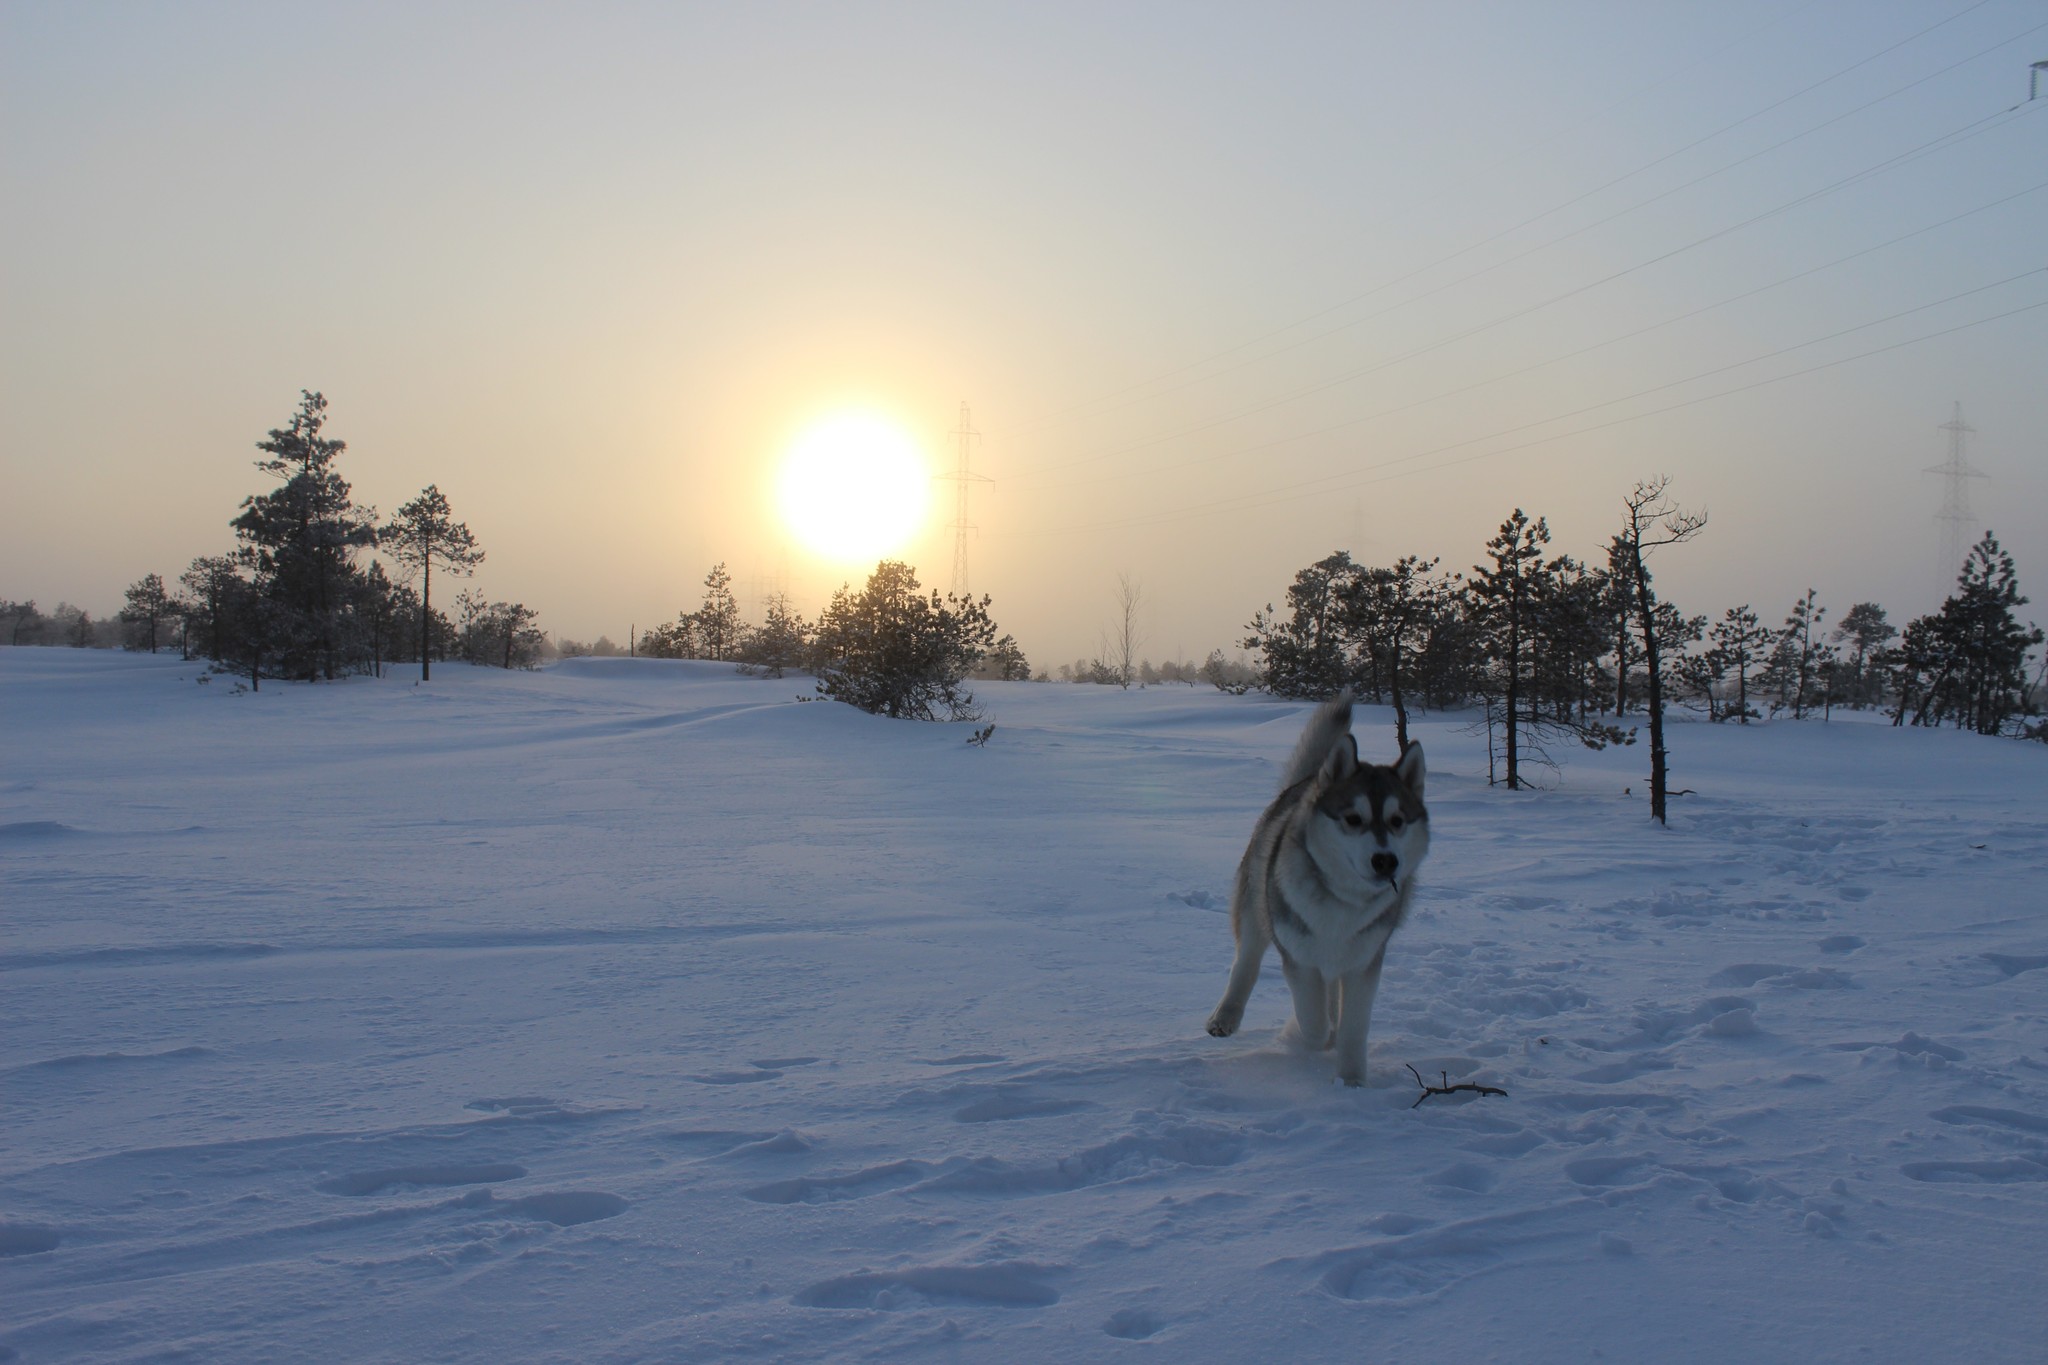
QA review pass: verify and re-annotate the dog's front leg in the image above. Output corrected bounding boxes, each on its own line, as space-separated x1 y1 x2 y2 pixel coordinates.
1283 962 1333 1050
1332 946 1387 1086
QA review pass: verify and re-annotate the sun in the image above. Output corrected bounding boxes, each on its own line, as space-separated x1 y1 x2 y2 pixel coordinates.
777 411 933 563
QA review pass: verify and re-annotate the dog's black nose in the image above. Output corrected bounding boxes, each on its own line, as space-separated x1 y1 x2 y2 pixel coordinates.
1371 853 1398 880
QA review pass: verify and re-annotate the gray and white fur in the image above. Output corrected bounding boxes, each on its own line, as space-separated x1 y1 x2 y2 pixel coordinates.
1204 692 1428 1086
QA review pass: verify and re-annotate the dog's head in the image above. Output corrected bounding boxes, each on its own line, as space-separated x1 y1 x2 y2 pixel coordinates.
1309 731 1429 893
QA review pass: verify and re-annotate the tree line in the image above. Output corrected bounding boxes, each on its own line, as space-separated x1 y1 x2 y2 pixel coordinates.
1242 478 2044 819
2 392 543 688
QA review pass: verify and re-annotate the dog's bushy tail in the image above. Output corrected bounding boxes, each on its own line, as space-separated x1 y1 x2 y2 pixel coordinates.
1278 691 1354 791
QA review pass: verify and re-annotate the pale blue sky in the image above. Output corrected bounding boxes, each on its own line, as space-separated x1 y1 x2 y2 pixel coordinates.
4 2 2044 663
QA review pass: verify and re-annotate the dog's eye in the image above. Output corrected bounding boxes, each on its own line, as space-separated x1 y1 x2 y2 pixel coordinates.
1342 812 1364 830
1389 815 1405 831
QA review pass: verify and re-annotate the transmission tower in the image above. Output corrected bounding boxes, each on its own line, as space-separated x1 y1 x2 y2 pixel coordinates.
939 402 992 595
1925 401 1986 581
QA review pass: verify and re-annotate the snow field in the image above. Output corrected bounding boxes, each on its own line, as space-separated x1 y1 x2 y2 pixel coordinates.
2 650 2045 1362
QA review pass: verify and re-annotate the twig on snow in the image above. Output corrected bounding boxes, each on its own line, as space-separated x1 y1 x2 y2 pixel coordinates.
1407 1064 1509 1109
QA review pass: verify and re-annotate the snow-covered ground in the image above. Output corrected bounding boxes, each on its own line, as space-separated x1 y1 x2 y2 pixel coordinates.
3 650 2044 1363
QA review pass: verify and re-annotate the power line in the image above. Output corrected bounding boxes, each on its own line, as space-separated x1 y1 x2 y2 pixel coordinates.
1075 14 2048 436
1001 283 2048 539
1049 178 2048 497
1016 91 2045 486
1006 0 2004 440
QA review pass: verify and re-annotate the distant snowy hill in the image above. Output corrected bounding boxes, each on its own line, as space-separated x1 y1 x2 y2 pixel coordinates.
3 651 2043 1362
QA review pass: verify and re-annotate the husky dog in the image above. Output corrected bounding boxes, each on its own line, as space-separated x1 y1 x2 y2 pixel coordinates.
1204 693 1428 1086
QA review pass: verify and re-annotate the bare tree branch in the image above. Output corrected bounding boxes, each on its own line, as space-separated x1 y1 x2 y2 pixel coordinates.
1407 1064 1509 1108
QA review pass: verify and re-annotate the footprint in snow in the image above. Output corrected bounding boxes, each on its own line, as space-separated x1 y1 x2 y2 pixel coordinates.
1102 1308 1167 1340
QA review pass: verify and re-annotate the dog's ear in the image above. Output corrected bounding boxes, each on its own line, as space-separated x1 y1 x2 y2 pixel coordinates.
1317 732 1359 787
1394 741 1425 797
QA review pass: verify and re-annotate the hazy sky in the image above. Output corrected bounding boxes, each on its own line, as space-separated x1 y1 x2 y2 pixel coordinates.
5 2 2044 668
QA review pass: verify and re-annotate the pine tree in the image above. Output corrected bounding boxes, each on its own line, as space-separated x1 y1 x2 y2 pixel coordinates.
742 592 811 678
1468 510 1552 789
1347 555 1444 752
120 573 176 653
0 600 42 646
974 633 1032 682
1831 603 1895 709
179 556 241 663
1243 551 1358 700
383 484 484 682
1707 605 1768 723
1779 589 1827 720
692 563 743 661
230 391 380 680
812 561 997 720
1928 532 2042 735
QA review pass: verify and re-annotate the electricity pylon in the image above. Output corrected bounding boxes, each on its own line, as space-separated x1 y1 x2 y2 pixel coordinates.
939 402 992 596
1926 401 1986 582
